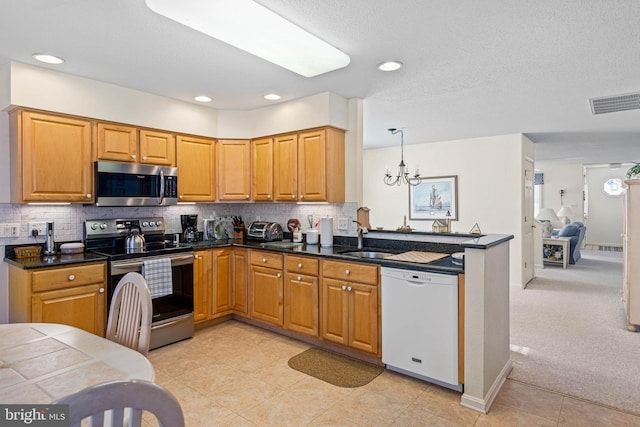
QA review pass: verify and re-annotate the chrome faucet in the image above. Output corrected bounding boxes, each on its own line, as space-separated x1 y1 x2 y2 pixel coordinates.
354 220 365 249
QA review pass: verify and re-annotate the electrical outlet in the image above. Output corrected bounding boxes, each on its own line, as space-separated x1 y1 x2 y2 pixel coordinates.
29 222 47 237
337 217 349 230
0 223 20 238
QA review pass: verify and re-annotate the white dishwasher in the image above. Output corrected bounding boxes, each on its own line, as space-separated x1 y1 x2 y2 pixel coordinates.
381 267 462 391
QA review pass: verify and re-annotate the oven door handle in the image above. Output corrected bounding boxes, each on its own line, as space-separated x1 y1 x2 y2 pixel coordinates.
110 253 194 275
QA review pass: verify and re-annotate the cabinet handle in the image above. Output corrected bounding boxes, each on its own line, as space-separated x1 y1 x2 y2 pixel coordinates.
347 286 352 292
345 269 350 275
86 193 92 199
180 195 184 199
131 154 136 159
300 195 304 199
297 263 302 269
262 258 267 263
291 195 295 199
68 275 75 281
268 195 271 199
99 288 105 293
277 273 281 278
143 156 148 161
245 195 249 199
297 276 301 281
342 285 347 290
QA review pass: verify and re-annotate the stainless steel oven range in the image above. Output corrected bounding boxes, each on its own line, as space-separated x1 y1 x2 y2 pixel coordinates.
84 217 194 350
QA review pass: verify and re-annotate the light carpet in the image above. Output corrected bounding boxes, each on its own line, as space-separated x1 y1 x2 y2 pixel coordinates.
509 249 640 415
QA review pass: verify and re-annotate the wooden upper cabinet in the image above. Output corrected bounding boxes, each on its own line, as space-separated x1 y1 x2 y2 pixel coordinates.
95 122 138 162
299 128 345 202
252 137 274 201
217 139 251 201
10 110 94 203
139 129 175 166
176 135 216 202
273 133 299 201
95 124 175 166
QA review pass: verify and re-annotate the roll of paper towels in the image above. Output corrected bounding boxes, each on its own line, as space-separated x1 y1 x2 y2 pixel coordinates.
320 218 333 247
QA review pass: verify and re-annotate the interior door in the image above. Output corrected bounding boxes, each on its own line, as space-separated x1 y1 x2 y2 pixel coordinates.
522 159 535 287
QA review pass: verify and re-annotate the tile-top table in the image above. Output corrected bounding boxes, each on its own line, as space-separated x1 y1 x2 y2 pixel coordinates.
0 323 154 404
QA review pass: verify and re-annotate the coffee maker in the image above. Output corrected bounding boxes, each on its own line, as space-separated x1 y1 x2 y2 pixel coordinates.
180 214 198 242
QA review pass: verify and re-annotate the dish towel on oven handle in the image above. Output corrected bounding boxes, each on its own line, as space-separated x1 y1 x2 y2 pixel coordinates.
141 258 173 298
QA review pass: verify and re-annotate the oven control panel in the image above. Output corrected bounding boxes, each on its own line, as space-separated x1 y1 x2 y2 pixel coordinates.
85 217 166 239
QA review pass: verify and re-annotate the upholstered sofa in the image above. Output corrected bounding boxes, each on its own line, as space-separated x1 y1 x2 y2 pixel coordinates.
558 221 587 264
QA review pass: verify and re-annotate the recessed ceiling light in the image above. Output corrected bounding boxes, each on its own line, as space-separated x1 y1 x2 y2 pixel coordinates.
145 0 350 77
264 94 281 101
194 95 212 102
32 53 65 65
377 61 403 72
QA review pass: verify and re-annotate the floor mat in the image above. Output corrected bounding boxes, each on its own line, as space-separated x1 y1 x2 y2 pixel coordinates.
288 348 383 388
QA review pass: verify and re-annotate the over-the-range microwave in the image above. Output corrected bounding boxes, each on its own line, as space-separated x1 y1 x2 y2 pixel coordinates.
94 161 178 207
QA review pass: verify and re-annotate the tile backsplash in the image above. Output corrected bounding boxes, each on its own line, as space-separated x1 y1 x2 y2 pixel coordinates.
0 202 358 245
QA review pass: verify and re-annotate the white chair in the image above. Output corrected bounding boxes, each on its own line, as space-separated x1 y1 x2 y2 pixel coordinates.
106 272 153 356
54 379 185 427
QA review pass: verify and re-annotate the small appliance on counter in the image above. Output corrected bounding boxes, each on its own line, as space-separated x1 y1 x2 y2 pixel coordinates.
43 222 56 256
180 214 198 242
247 221 283 242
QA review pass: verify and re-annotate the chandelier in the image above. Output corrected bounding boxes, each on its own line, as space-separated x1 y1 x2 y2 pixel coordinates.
383 128 422 186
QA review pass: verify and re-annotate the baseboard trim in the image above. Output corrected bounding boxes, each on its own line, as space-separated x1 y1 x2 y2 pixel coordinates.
460 359 513 413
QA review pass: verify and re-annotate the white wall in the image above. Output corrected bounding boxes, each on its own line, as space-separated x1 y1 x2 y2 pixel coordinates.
364 134 530 286
536 162 583 227
585 165 627 247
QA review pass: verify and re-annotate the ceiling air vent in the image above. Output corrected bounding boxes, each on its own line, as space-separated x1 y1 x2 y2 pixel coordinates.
590 92 640 115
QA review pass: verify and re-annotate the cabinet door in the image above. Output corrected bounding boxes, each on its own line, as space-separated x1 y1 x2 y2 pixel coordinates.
273 133 298 201
217 139 251 200
213 249 233 314
193 250 213 323
298 129 326 202
32 284 106 337
320 277 349 345
176 135 216 202
232 248 249 314
349 282 379 354
284 273 318 336
252 137 274 201
250 265 283 326
96 122 138 162
14 111 93 203
139 129 175 166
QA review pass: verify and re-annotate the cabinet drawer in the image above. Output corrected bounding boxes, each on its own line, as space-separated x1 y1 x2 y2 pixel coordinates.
321 260 378 285
250 250 284 269
285 255 319 275
32 263 106 292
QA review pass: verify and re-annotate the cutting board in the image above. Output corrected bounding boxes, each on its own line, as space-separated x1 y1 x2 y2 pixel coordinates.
384 251 448 264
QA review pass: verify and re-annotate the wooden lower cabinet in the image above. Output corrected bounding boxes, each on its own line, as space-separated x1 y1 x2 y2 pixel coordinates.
8 262 107 337
232 248 249 314
195 248 243 324
320 260 379 356
213 249 233 314
284 255 319 337
249 251 284 326
193 249 213 323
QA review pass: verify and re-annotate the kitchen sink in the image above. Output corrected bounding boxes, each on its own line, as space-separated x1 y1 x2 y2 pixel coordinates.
340 251 391 259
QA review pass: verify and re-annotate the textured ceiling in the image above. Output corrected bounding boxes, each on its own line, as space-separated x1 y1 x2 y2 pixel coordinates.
1 0 639 164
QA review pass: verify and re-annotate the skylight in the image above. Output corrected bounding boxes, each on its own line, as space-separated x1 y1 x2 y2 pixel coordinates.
145 0 350 77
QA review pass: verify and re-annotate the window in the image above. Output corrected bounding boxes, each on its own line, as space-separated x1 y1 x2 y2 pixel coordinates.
603 178 624 196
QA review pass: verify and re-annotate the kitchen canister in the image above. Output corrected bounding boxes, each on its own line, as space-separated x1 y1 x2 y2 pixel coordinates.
306 229 319 245
320 217 333 247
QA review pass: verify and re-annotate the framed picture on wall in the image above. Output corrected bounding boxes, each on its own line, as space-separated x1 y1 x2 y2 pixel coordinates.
409 175 458 220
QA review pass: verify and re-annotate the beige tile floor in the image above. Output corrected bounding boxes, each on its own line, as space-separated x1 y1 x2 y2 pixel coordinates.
146 321 640 426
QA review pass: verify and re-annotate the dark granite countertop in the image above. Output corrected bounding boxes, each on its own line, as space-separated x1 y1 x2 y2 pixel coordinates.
4 233 512 274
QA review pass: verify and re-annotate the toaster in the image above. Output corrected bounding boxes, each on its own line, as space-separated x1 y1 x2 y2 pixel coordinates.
247 221 283 242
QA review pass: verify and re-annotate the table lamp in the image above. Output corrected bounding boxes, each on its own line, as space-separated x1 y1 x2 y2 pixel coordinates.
536 208 559 238
557 206 574 225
